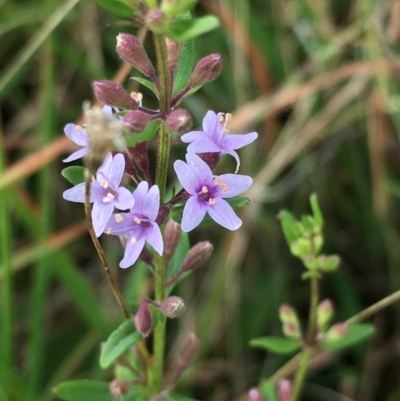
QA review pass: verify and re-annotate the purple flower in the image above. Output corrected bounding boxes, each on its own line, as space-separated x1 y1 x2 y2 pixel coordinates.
63 152 134 236
63 106 114 163
181 110 258 172
104 182 163 268
174 153 252 232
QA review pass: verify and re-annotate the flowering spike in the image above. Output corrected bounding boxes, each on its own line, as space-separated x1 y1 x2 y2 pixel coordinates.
134 299 153 337
124 110 151 133
182 241 213 272
167 109 193 135
116 33 155 77
188 54 223 88
160 296 185 318
164 219 182 263
92 80 138 110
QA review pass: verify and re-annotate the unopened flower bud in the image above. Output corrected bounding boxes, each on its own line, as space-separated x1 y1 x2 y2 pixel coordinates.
116 33 155 77
160 296 185 318
278 380 291 401
324 322 348 342
165 36 183 71
93 80 138 110
178 331 199 371
124 110 151 133
279 304 302 339
316 299 334 330
146 9 167 34
134 299 153 337
109 379 132 399
282 322 301 339
188 54 223 88
248 388 266 401
181 241 213 273
167 109 192 135
165 219 182 262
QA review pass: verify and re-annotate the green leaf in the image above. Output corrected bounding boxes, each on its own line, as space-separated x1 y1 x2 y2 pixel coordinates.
309 193 324 228
162 0 197 18
62 166 85 185
100 320 141 368
278 210 301 244
259 380 278 401
321 323 374 350
53 380 115 401
130 77 159 98
249 336 300 355
92 0 135 19
166 15 220 42
173 39 194 96
171 196 250 226
168 393 200 401
126 120 161 148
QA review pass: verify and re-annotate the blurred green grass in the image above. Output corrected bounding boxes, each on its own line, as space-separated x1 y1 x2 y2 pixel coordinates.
1 0 400 400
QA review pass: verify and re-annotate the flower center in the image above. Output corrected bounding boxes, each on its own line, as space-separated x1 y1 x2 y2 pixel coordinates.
214 177 229 192
133 215 152 228
102 192 115 203
198 185 217 205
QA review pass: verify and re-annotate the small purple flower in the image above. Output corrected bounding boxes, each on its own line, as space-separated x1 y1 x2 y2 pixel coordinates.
63 106 114 163
104 182 163 268
63 152 134 236
174 153 252 232
181 110 258 172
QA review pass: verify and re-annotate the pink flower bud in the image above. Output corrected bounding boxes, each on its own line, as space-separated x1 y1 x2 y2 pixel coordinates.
92 80 138 110
248 388 266 401
167 109 193 135
278 380 291 401
145 9 167 34
109 379 132 399
165 36 183 71
181 241 213 272
165 219 182 262
160 296 185 318
279 304 302 339
134 299 153 337
316 298 334 330
116 33 155 77
279 304 298 323
178 331 199 371
188 54 223 88
124 110 151 133
325 322 348 342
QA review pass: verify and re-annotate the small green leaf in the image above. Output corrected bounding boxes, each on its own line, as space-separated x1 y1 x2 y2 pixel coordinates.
62 166 85 185
259 380 278 401
126 120 161 148
168 393 200 401
92 0 135 19
100 320 141 368
278 210 301 244
249 336 300 355
130 77 159 98
321 323 374 350
162 0 197 18
53 380 115 401
166 15 220 42
173 39 194 96
309 193 324 228
168 231 190 280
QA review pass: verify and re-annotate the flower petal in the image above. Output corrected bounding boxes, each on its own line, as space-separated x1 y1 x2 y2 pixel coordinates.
225 150 241 173
181 196 207 232
63 183 87 203
221 131 258 151
131 181 149 215
185 153 213 182
181 130 206 143
186 138 221 154
174 160 199 194
64 124 88 146
120 237 146 268
207 198 242 230
145 223 163 255
63 147 88 163
217 174 252 198
92 202 114 237
96 153 113 182
114 187 135 210
104 213 132 235
142 185 160 221
108 153 126 186
202 110 219 138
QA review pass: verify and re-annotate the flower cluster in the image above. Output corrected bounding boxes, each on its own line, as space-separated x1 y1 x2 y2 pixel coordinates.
62 34 257 269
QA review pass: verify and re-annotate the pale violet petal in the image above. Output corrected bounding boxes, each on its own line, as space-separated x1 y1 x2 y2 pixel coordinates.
181 196 207 232
216 174 252 198
63 146 88 163
222 132 258 151
120 237 146 268
143 185 160 221
114 187 135 210
145 223 163 255
186 139 221 154
104 213 132 236
226 150 241 173
64 124 88 146
63 183 87 203
96 153 113 182
131 181 149 215
174 160 199 194
185 153 214 183
181 130 206 143
108 153 125 186
92 202 114 237
202 110 219 136
207 198 242 230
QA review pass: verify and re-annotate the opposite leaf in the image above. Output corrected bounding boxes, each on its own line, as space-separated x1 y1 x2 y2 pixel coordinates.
53 380 119 401
100 320 141 368
92 0 135 19
321 323 374 350
62 166 85 185
249 336 300 355
166 15 220 42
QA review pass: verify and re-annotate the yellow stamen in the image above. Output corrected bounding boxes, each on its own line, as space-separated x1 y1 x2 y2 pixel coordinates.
208 198 216 205
106 227 112 235
134 217 142 224
131 237 137 245
131 92 143 102
100 179 109 189
201 186 209 194
115 214 123 223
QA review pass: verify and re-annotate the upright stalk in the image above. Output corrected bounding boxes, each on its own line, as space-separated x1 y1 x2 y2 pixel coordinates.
152 33 171 393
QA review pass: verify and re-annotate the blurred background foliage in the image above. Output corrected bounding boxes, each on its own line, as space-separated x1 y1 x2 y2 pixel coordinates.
1 0 400 400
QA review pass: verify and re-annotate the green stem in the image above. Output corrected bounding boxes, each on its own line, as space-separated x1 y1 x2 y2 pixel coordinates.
288 349 312 401
307 277 319 342
152 33 171 393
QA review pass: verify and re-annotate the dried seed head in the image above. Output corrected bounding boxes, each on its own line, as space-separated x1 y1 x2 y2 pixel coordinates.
189 54 223 88
83 105 124 173
167 109 193 135
92 80 138 110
